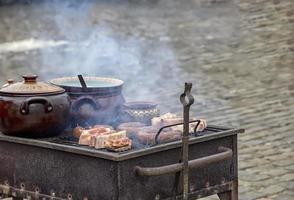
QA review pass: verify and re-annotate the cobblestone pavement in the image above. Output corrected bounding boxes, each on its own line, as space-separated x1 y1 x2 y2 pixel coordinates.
0 0 293 199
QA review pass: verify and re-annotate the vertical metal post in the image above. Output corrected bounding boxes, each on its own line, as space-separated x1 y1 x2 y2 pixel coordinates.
180 83 194 200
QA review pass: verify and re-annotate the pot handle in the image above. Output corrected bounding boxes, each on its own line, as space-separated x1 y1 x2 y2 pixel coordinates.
71 96 101 111
134 146 232 177
20 97 53 115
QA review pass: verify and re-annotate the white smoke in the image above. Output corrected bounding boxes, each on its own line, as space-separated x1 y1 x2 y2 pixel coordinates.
38 0 181 102
0 0 240 113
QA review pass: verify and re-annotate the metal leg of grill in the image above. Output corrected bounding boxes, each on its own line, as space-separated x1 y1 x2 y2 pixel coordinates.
217 180 238 200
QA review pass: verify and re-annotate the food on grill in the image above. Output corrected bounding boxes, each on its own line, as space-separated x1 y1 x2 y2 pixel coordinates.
90 134 97 147
79 129 127 148
75 125 113 138
73 126 85 138
117 122 146 137
160 130 182 142
152 113 182 127
94 131 127 149
195 119 207 132
105 137 132 149
136 127 182 145
78 125 114 145
76 111 207 150
152 113 207 133
88 127 113 135
163 119 207 133
93 125 114 130
151 112 177 126
154 117 183 127
78 130 92 145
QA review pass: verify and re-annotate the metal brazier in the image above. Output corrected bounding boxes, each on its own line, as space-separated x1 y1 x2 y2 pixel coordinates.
0 126 243 199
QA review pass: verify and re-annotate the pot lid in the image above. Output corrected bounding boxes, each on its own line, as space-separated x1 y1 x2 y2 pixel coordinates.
0 75 65 96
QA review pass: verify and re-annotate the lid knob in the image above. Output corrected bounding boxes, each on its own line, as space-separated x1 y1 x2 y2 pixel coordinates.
23 75 38 83
7 79 15 84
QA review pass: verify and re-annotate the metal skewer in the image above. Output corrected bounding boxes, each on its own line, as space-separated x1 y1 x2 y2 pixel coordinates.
77 75 87 90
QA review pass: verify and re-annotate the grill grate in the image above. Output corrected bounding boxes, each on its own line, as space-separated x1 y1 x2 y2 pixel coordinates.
39 128 216 153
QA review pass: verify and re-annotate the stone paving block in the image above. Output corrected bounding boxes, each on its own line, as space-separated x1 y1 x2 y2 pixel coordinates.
239 180 252 187
256 149 280 157
239 185 253 194
239 170 252 178
243 168 264 174
245 177 280 189
239 154 253 161
239 161 256 170
241 173 271 182
285 165 294 171
273 160 294 167
257 185 285 196
240 191 265 200
256 198 273 200
278 173 294 182
283 181 294 190
275 190 294 200
273 194 294 200
282 190 294 196
259 168 289 176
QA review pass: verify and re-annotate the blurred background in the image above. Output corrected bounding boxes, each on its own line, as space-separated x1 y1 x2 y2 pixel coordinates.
0 0 293 199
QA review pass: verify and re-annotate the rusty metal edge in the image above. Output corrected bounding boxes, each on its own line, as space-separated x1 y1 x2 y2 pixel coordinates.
0 183 66 200
0 126 244 161
162 181 233 200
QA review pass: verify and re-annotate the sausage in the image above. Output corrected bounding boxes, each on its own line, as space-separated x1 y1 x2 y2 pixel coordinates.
117 122 146 137
136 128 182 145
88 127 113 135
73 126 84 138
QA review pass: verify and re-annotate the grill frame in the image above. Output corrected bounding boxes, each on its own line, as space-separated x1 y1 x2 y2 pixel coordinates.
0 125 243 200
0 125 240 161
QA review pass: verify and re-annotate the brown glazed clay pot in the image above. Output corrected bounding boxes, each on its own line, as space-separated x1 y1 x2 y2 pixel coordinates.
0 75 71 138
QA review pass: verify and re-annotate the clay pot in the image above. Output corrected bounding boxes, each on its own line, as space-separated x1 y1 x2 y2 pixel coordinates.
120 101 160 125
0 75 71 138
50 76 125 127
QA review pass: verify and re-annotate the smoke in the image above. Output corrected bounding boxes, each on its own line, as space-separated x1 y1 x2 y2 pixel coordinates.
0 0 240 114
0 39 68 54
35 0 182 104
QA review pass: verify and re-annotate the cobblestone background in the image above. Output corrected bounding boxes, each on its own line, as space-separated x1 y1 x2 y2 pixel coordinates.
0 0 293 199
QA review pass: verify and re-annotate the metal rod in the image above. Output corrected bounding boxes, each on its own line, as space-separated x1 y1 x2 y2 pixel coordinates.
77 74 87 89
135 146 232 177
180 82 194 200
154 120 201 145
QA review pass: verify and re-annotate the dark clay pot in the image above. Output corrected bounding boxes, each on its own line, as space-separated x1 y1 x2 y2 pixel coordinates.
0 75 71 138
50 76 125 127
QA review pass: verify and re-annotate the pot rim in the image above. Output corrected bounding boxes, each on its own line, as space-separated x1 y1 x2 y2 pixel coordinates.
50 76 124 89
123 101 158 110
